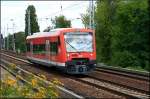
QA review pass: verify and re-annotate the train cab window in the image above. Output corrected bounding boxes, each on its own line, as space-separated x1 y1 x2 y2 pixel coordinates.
50 42 58 55
26 43 30 52
33 44 45 54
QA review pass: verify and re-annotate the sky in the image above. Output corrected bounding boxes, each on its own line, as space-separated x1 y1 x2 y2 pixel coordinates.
1 1 90 37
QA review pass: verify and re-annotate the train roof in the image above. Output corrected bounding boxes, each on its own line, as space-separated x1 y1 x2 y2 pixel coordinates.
26 28 92 40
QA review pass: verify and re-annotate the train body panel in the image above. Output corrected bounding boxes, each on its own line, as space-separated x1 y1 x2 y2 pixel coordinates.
26 28 96 74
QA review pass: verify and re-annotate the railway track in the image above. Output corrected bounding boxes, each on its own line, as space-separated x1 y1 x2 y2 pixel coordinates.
87 73 149 95
74 77 148 99
2 50 149 80
96 65 149 81
1 51 149 98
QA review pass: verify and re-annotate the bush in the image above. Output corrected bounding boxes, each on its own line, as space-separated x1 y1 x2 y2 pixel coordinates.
111 51 140 68
145 61 150 72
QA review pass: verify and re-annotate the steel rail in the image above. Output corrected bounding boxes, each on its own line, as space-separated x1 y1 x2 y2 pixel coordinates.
73 77 149 99
97 64 149 77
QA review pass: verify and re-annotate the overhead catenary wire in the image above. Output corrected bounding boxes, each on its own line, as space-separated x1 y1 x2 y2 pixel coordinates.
37 1 88 30
39 1 87 19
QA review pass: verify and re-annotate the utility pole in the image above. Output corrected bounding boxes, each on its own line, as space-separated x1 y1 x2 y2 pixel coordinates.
89 1 91 29
28 9 31 36
60 0 63 15
3 26 5 49
7 24 9 50
10 19 16 52
13 23 16 52
0 31 2 50
89 0 95 29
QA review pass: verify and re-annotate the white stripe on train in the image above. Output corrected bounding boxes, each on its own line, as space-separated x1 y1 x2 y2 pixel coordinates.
27 56 65 67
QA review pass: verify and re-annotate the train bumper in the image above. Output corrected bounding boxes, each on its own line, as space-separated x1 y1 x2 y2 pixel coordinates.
65 60 97 74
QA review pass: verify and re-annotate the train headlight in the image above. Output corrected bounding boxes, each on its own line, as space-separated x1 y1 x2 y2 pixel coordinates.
67 54 70 57
90 54 93 56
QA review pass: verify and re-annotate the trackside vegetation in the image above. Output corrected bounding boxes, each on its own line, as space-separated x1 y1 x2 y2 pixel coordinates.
0 63 61 98
95 0 149 71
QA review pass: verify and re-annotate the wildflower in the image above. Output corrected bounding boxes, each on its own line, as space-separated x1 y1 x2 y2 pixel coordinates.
35 92 45 98
31 78 37 87
53 92 58 97
52 78 63 86
5 77 16 86
39 87 46 93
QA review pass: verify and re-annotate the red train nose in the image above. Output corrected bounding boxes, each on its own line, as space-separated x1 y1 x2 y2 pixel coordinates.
71 53 78 57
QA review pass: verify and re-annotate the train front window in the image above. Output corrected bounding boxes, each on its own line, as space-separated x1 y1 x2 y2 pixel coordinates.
64 32 93 52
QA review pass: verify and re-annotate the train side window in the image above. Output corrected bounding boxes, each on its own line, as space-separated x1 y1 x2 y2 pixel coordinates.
33 44 45 54
50 42 58 55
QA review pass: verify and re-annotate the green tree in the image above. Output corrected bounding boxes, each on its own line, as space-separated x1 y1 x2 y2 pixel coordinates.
95 0 118 63
95 0 149 71
111 0 149 70
4 34 13 51
51 15 71 28
8 34 13 51
0 33 4 49
5 32 26 53
25 5 40 37
14 32 26 53
80 8 90 28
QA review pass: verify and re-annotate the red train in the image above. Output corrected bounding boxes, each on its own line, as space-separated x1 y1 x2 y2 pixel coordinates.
26 28 96 74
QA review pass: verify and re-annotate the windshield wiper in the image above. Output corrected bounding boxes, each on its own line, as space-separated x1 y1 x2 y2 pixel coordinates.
65 40 80 53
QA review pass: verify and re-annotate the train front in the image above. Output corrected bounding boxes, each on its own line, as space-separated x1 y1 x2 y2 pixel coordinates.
64 30 96 74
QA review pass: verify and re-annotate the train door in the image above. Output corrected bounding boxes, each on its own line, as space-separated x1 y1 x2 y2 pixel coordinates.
49 38 58 66
45 40 50 60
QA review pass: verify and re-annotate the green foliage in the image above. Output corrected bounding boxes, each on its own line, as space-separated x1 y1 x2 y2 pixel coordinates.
80 8 90 28
95 0 117 63
51 15 71 28
111 0 149 69
95 0 149 71
145 61 150 72
5 34 13 51
15 32 26 52
111 51 140 68
4 32 26 53
25 5 40 37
